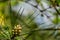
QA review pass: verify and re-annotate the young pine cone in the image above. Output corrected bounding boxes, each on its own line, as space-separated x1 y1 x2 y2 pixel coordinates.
12 25 22 35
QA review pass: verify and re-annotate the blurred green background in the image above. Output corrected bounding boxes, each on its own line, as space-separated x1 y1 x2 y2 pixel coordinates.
0 0 60 40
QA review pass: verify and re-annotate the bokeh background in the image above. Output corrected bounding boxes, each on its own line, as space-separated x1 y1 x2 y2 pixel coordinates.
0 0 60 40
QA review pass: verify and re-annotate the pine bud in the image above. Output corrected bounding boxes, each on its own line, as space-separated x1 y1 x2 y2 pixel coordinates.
12 24 22 35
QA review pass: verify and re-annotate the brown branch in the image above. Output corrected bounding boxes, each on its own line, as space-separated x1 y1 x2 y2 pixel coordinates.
49 0 60 15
